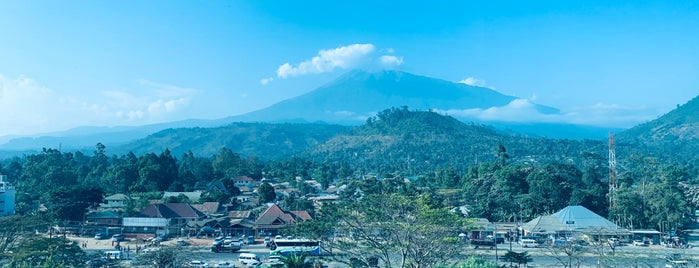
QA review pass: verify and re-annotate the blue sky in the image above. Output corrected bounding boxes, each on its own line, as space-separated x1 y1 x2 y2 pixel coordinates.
0 1 697 136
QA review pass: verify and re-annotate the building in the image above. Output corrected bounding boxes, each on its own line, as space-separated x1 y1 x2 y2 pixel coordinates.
100 194 129 211
521 205 630 241
0 175 15 216
123 203 206 237
254 204 312 236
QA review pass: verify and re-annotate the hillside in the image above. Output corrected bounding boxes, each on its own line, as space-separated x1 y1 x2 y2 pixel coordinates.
619 95 699 143
618 95 699 172
111 122 349 159
301 107 606 173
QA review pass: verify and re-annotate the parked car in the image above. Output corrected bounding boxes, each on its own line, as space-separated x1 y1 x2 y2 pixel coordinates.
223 236 236 244
214 261 234 268
111 234 124 242
520 238 539 248
268 255 282 264
189 260 209 267
94 233 105 240
633 240 650 246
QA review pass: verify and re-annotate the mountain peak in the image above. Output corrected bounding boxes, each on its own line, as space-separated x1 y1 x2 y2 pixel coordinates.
230 70 558 125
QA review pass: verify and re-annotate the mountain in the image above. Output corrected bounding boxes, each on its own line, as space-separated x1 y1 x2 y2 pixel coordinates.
228 70 619 139
228 70 559 125
0 70 632 156
110 122 349 159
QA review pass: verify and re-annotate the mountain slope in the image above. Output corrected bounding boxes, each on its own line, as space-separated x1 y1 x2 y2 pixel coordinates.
619 95 699 142
301 108 604 172
230 70 559 124
111 122 349 159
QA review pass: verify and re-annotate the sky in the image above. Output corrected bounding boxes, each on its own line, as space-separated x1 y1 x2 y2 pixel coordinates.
0 0 698 137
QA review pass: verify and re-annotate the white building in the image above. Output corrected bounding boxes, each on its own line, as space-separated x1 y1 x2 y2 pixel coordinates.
0 175 15 216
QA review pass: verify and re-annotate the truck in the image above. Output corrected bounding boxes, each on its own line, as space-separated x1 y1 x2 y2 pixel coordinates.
211 237 242 253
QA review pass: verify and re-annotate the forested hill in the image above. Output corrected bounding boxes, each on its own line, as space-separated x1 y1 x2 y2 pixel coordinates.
112 122 349 159
617 95 699 174
301 107 607 173
620 95 699 143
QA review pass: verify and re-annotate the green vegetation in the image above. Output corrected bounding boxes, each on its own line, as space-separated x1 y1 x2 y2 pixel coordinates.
0 107 697 267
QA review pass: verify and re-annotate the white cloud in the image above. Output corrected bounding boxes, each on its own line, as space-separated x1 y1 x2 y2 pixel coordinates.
273 43 404 79
378 55 403 69
277 44 376 78
0 74 197 136
260 77 274 85
436 99 659 128
459 77 487 87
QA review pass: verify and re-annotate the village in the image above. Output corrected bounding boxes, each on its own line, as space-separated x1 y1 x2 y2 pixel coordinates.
1 172 697 268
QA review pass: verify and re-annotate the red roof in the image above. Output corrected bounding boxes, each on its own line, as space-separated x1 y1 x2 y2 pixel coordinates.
290 211 312 221
254 204 314 229
138 203 205 219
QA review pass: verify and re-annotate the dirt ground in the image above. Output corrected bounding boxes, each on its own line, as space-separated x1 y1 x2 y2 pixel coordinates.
67 235 213 251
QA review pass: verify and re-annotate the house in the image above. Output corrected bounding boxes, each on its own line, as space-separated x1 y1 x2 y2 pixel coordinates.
0 175 15 216
254 204 312 236
100 194 129 211
233 176 256 187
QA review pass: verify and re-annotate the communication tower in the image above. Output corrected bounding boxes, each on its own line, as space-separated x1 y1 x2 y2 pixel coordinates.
608 132 618 209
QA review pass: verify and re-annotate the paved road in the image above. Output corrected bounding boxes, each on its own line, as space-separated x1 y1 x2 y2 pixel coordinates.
77 236 699 268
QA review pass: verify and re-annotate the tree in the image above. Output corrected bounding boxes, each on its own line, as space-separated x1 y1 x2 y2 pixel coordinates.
296 193 467 268
45 185 104 222
212 148 244 178
500 251 533 268
0 215 46 262
132 245 194 268
258 182 276 204
280 252 313 268
5 236 86 268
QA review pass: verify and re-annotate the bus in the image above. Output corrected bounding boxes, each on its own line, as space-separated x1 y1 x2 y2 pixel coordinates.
269 239 321 256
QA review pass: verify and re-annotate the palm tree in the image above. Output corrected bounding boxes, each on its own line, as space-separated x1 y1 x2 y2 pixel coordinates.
280 252 313 268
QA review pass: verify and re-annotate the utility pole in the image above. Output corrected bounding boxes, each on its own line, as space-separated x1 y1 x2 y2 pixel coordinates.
608 132 618 210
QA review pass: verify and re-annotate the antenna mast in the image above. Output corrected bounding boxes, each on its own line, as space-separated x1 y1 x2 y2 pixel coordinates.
608 132 618 209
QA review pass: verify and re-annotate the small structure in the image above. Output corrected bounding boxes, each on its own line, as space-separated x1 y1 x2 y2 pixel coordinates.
0 175 15 216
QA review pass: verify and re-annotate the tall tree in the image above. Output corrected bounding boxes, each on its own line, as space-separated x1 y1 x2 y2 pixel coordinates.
45 185 104 222
258 182 276 204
